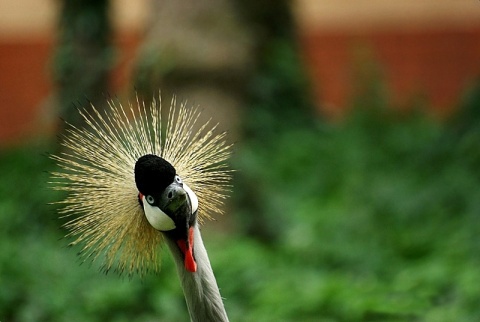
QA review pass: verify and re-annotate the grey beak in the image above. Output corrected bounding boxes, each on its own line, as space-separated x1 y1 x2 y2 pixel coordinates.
161 183 187 213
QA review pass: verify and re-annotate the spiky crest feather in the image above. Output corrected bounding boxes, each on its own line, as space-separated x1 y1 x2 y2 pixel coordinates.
50 95 232 276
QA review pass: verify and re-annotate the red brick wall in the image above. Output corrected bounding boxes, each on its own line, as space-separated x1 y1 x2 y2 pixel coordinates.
300 27 480 118
0 34 140 146
2 25 480 144
0 38 52 144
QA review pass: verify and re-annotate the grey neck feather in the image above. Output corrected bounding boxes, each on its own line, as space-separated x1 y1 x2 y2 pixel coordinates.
164 225 229 322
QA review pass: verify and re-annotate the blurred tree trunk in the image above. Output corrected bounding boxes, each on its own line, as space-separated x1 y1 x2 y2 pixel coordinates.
233 0 315 135
53 0 112 130
132 0 254 144
232 0 316 243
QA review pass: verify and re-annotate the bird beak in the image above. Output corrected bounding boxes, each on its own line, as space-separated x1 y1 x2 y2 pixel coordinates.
146 182 198 273
169 183 197 273
164 183 198 273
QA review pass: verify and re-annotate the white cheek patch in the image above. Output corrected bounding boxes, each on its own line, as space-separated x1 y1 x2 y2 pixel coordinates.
183 183 198 214
142 196 176 231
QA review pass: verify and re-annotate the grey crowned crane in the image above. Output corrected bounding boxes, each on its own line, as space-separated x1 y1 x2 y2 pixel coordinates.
51 96 232 322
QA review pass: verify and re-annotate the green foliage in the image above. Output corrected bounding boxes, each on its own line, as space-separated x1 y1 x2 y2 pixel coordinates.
227 76 480 320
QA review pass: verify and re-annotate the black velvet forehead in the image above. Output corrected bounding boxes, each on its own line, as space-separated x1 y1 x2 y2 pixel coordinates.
134 154 176 195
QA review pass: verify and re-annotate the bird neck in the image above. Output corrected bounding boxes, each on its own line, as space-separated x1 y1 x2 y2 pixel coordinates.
164 225 229 322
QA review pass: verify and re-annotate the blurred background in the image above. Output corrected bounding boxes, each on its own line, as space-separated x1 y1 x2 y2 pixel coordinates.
1 0 480 321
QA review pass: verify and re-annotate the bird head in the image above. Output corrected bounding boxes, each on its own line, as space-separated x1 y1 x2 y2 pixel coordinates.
135 154 199 272
50 96 232 276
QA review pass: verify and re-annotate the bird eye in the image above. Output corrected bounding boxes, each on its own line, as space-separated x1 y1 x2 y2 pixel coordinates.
175 175 182 184
146 195 155 205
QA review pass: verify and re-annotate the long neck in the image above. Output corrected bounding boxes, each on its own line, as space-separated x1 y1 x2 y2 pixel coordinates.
164 225 229 322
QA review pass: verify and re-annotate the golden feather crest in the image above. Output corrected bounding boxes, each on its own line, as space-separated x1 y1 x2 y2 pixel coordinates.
50 96 232 276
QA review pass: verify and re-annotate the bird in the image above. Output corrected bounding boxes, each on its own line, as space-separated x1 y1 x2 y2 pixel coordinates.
50 95 232 322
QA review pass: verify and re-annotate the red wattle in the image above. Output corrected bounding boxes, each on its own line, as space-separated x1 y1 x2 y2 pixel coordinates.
185 247 197 272
185 227 197 272
176 227 197 273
